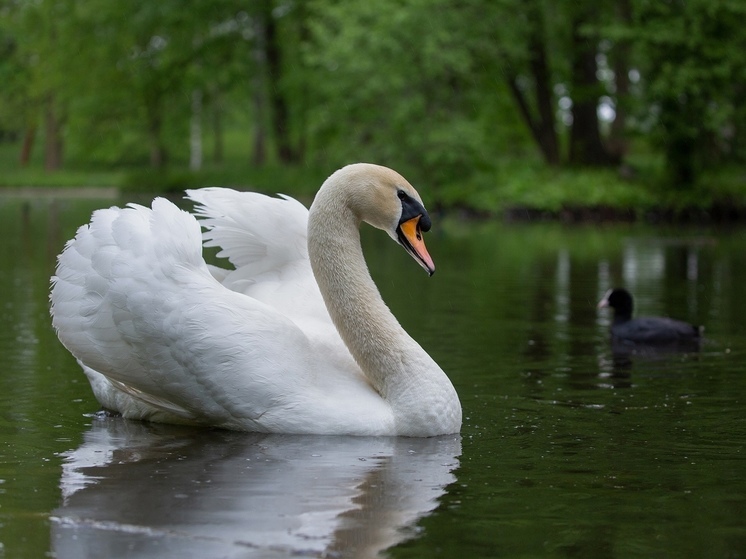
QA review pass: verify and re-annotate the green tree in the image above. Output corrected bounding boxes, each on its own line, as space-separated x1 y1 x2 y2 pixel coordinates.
566 0 617 166
62 0 254 168
257 0 306 164
304 0 529 198
2 0 745 199
0 26 33 163
1 0 255 169
629 0 746 185
1 1 69 169
501 0 562 166
482 0 625 168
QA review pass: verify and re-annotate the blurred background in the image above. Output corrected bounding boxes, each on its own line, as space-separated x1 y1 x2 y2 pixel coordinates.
1 0 744 216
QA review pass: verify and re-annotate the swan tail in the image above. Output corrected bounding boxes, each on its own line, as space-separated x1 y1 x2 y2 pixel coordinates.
186 188 309 275
50 197 309 428
82 364 198 422
50 198 210 402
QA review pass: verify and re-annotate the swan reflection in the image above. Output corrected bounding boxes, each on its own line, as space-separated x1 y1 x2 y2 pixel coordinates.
52 418 460 558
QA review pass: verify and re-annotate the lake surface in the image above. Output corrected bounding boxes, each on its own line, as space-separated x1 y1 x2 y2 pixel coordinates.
1 193 744 558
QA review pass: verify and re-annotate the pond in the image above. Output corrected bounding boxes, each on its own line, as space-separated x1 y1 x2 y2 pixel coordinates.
1 193 745 558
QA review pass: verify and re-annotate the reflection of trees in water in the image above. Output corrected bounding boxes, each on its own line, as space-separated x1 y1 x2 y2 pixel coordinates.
2 197 119 409
513 234 715 396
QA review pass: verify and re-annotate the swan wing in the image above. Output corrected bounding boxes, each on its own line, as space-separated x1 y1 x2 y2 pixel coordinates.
186 187 331 334
51 198 388 434
186 187 308 275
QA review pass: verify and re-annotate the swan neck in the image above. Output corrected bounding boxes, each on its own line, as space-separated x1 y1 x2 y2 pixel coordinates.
307 188 415 397
306 167 461 436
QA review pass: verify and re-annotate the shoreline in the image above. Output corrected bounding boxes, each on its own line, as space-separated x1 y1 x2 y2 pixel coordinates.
2 186 745 224
0 186 119 199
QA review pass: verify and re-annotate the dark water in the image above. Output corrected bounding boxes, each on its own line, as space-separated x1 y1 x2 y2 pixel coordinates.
1 195 745 558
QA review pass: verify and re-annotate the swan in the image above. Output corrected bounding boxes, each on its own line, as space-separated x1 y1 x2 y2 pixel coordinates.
50 163 461 436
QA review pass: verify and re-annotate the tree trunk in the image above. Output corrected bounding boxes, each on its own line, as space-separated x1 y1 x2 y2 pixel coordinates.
44 95 64 171
19 125 36 167
210 86 224 165
568 11 616 166
666 135 696 187
506 0 560 166
190 89 203 171
263 2 297 164
252 14 267 166
527 1 560 166
660 97 697 187
252 83 267 166
607 0 632 160
146 97 167 169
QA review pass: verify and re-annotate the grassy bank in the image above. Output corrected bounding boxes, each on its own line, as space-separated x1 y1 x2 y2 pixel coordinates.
1 141 745 221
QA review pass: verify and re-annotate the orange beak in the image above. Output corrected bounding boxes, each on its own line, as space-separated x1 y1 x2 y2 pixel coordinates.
397 215 435 276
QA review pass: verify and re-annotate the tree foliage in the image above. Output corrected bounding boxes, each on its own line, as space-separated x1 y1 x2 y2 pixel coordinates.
628 0 746 185
0 0 744 196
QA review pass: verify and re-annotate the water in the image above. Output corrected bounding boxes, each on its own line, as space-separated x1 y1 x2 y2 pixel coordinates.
1 194 745 558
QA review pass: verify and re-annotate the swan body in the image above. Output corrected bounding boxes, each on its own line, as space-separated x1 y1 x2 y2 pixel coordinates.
50 164 461 436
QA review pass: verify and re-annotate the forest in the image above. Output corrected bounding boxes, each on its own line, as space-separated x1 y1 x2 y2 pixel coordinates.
1 0 745 217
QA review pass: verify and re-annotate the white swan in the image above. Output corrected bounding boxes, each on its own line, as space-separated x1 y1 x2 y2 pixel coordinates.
50 163 461 436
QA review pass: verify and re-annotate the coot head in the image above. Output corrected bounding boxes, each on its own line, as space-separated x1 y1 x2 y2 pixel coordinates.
597 288 633 322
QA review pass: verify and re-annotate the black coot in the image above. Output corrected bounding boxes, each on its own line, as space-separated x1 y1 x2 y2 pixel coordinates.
597 288 702 346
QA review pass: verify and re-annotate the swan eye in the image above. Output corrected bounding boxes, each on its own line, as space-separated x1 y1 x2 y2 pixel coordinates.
397 190 407 201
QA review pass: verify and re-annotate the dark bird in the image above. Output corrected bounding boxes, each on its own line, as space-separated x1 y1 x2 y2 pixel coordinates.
597 288 702 347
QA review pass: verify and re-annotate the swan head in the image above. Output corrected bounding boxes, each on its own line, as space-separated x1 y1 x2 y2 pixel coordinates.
393 187 435 276
323 163 436 276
